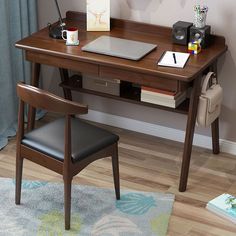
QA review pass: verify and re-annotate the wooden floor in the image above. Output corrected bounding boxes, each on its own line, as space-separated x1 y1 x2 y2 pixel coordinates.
1 114 236 235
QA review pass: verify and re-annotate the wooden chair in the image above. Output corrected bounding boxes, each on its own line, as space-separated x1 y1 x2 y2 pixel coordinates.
15 82 120 230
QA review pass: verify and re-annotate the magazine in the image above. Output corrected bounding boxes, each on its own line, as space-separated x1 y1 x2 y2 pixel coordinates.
206 193 236 224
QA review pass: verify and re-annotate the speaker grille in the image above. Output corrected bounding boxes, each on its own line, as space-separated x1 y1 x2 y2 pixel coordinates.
174 28 185 40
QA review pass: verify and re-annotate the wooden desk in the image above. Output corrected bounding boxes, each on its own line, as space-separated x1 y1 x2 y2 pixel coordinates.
15 11 227 192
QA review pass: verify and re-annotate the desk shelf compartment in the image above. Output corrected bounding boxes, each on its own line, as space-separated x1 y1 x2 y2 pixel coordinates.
59 75 189 115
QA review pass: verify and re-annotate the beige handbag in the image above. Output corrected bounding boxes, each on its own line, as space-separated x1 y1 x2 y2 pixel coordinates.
197 72 223 127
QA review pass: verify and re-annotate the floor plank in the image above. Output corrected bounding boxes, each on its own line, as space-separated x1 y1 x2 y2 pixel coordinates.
0 114 236 235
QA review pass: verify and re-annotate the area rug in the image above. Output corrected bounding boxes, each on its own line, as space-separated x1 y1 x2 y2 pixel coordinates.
0 178 174 236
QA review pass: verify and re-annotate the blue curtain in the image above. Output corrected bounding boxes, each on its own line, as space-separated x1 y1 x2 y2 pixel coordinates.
0 0 38 149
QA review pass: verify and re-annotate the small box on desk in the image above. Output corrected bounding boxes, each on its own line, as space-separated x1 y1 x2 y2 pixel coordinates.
82 76 120 96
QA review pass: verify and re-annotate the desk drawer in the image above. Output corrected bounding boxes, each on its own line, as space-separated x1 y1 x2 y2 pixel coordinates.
26 51 99 76
99 66 181 92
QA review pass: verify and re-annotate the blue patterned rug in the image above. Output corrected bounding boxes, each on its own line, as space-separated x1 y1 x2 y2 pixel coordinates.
0 178 174 236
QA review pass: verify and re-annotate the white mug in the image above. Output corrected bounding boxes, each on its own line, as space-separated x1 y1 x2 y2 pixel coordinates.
62 27 79 45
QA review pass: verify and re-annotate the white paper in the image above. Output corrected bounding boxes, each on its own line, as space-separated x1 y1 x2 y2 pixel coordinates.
158 51 190 68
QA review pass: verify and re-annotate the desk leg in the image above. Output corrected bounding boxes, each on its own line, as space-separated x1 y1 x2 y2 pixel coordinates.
27 63 40 131
179 76 202 192
210 61 220 154
59 68 72 100
211 118 220 154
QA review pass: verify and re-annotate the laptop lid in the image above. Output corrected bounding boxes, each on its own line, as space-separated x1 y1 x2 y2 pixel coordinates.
81 36 157 61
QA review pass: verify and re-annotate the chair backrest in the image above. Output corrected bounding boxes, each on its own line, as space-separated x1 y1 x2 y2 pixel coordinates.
17 82 88 115
16 82 88 168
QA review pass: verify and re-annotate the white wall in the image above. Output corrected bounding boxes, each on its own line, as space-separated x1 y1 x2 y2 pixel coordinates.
37 0 236 144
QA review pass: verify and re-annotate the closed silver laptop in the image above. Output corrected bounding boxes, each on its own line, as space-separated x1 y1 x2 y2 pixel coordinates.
81 36 157 61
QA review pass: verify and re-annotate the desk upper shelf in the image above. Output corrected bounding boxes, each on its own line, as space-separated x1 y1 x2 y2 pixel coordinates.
15 11 227 82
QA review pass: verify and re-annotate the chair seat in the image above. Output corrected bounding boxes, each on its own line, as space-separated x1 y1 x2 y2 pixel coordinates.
22 118 119 163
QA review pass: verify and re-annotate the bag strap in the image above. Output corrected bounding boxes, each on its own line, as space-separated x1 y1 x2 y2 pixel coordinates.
201 72 217 94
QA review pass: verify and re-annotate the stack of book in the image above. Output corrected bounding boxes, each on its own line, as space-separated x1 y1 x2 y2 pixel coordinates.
206 193 236 224
140 86 186 108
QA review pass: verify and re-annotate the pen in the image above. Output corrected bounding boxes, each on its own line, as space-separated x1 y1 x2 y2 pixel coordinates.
173 53 177 64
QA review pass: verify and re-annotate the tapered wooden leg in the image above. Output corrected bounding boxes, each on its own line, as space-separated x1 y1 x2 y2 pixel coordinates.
211 118 220 154
209 61 220 154
59 68 72 100
15 153 23 205
64 177 72 230
27 63 40 131
112 143 120 200
179 76 202 192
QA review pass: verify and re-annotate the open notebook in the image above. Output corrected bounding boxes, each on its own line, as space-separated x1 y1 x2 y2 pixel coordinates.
158 51 190 68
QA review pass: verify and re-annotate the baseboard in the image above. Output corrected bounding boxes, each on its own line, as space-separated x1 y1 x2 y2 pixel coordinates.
80 110 236 156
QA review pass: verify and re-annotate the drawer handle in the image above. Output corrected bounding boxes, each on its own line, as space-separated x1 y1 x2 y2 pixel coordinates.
94 79 108 87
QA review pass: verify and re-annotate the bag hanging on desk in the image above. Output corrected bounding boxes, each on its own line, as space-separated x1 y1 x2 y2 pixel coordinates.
197 72 223 127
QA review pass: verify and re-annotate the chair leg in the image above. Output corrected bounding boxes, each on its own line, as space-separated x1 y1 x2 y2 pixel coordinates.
15 153 23 205
64 177 72 230
112 143 120 200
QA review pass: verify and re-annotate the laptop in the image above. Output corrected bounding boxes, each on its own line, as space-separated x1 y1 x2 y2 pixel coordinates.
81 36 157 61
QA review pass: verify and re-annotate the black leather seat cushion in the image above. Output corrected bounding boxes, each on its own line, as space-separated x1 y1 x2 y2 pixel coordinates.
22 118 119 163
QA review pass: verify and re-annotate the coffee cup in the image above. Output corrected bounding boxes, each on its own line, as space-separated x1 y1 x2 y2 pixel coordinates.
62 27 79 45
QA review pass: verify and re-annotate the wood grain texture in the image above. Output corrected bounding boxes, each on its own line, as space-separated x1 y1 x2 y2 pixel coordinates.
15 84 119 230
27 63 40 131
17 83 88 115
15 12 227 82
15 11 228 192
59 68 73 100
179 75 202 192
1 113 236 235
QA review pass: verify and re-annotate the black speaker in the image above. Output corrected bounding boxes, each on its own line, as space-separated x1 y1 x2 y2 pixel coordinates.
189 25 211 48
172 21 193 45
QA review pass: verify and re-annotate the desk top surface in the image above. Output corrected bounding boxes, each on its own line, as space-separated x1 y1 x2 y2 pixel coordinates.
16 11 227 82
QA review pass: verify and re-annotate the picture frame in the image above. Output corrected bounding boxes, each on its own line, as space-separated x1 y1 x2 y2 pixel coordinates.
87 0 110 31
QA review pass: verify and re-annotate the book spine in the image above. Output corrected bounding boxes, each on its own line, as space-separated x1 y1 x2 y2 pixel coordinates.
141 90 186 100
141 90 179 99
141 86 176 95
141 92 186 108
141 87 179 100
141 95 176 108
206 205 236 224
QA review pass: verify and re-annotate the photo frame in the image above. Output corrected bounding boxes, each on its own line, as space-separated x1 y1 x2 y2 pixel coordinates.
87 0 110 31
